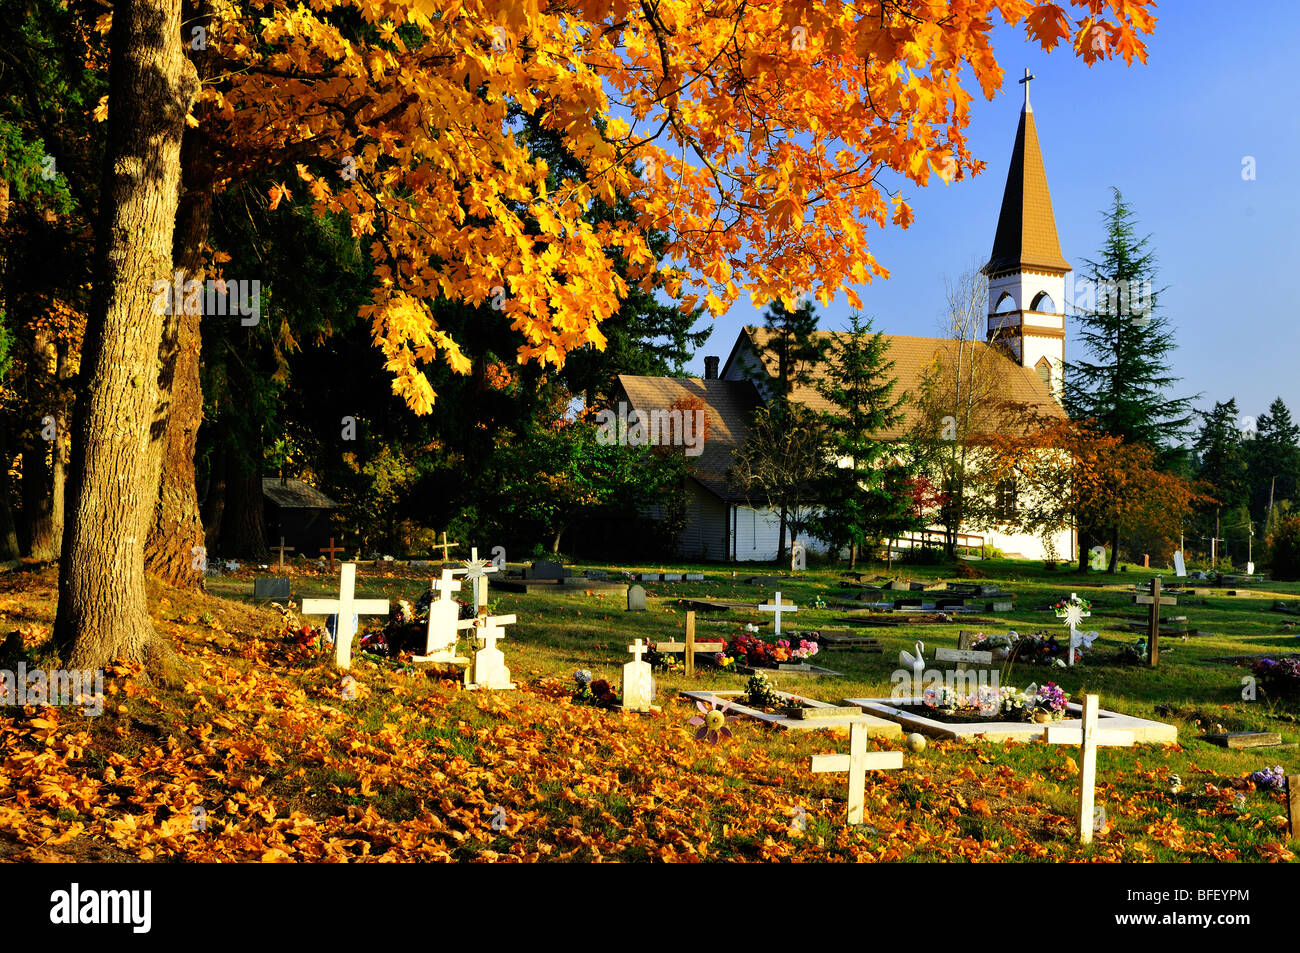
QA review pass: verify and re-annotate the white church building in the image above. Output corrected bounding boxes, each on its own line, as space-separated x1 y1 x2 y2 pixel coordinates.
618 83 1078 564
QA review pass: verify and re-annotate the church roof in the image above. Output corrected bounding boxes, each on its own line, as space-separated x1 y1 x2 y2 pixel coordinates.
983 104 1071 276
262 477 337 509
732 326 1066 438
615 375 763 502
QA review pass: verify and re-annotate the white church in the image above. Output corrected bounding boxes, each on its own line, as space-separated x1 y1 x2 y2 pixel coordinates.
618 81 1077 564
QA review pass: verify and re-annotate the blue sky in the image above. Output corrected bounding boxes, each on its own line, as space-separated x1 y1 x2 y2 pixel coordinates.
683 2 1300 428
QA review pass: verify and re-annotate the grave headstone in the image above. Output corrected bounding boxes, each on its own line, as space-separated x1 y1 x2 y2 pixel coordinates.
621 639 655 712
530 560 565 581
1173 550 1187 577
415 569 466 663
685 573 705 582
462 614 517 690
627 584 647 612
809 721 904 825
253 576 292 602
301 563 389 670
661 572 682 582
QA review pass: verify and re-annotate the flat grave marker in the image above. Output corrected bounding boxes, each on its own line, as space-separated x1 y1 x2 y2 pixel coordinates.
252 576 292 602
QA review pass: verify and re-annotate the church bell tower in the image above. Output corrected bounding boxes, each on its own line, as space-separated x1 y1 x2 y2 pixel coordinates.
982 69 1070 400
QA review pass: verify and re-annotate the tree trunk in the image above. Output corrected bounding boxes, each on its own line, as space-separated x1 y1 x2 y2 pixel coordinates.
216 448 268 559
551 523 568 556
777 503 788 564
54 0 197 668
1108 525 1120 573
144 0 215 589
0 427 20 561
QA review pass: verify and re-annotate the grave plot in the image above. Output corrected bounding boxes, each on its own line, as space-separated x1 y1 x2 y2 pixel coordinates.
844 695 1177 744
680 689 901 737
495 560 629 594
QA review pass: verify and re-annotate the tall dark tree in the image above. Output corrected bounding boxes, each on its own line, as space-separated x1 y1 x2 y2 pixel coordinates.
1064 188 1193 448
1063 188 1194 570
1249 397 1300 529
812 315 919 569
1193 399 1248 509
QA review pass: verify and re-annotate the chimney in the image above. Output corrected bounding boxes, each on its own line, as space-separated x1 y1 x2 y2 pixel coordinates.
704 356 719 380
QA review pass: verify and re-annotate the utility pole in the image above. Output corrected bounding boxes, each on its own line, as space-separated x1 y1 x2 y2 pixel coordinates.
1212 507 1220 567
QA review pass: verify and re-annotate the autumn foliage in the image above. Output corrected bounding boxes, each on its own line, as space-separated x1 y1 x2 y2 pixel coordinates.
190 0 1158 412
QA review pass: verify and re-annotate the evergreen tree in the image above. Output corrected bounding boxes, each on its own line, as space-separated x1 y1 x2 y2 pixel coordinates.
1064 188 1193 448
1249 397 1300 528
811 315 920 568
1193 399 1248 510
739 296 827 560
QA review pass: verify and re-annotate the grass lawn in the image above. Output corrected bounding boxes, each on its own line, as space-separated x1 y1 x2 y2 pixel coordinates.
1 555 1297 862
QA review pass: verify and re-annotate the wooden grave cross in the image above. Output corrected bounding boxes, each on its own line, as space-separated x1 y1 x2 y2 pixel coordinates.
758 590 798 636
809 721 904 825
1134 576 1177 666
437 531 460 562
1044 694 1134 844
319 537 344 573
653 611 726 676
300 562 390 670
415 569 465 663
274 537 294 572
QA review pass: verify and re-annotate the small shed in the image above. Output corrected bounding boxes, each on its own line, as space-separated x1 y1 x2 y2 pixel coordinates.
262 478 338 557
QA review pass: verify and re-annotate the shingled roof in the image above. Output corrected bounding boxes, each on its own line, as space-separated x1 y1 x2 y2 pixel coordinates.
734 326 1066 438
262 478 338 509
983 106 1071 276
615 375 764 502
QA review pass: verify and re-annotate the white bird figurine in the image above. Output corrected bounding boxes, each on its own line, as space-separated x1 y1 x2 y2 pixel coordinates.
899 640 925 694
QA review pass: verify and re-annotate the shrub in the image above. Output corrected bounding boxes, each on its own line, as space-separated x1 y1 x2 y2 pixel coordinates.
1267 513 1300 581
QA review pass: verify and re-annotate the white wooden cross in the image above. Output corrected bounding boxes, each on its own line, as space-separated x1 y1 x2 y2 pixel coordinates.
1045 694 1134 844
758 591 798 636
301 562 389 670
414 569 463 663
462 546 499 612
810 721 904 825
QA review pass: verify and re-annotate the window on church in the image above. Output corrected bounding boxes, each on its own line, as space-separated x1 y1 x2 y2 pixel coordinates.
1035 359 1052 388
994 479 1017 522
994 292 1016 313
1030 291 1055 312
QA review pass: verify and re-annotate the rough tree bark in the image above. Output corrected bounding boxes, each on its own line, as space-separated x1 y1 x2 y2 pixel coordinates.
143 0 214 589
54 0 198 668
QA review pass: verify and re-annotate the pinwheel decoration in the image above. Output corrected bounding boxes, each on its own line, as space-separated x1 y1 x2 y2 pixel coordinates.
689 696 734 744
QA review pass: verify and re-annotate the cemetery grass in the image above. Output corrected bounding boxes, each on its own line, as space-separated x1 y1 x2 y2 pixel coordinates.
0 559 1296 862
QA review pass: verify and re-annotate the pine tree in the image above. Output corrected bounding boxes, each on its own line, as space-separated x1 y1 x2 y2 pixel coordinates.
812 315 919 568
1063 188 1194 570
1194 400 1248 509
1249 398 1300 528
1064 189 1193 448
741 296 827 560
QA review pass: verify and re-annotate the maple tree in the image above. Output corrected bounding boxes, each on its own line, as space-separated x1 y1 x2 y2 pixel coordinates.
974 407 1208 573
31 0 1158 664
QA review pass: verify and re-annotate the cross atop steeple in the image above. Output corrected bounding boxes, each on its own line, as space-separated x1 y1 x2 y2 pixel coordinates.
1018 68 1035 112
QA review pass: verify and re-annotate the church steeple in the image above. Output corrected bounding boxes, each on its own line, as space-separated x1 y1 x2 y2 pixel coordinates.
984 72 1070 276
983 73 1071 401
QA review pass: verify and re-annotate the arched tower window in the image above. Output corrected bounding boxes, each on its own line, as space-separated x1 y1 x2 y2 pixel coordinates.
1030 291 1055 313
994 292 1016 313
